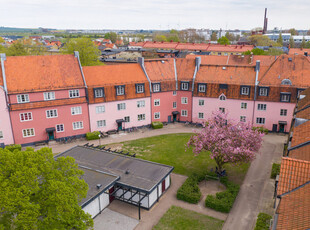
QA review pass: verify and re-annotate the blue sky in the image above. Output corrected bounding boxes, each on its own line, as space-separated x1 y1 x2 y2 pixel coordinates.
0 0 309 30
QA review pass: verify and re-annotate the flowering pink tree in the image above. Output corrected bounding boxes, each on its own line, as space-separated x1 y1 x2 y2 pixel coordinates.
188 111 264 173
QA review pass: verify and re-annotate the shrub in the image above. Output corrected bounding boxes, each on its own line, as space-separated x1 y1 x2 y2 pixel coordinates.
254 213 272 230
5 144 22 152
270 163 281 179
252 126 269 134
86 131 100 140
151 121 163 129
205 176 240 213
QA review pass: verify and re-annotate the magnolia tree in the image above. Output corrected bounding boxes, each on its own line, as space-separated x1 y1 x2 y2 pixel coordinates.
188 111 264 173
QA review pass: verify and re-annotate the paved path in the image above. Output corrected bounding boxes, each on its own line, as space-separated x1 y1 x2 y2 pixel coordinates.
222 134 286 230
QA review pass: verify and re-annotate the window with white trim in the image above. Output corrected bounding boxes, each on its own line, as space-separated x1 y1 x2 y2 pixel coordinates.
73 121 83 130
198 84 206 93
46 109 58 118
259 87 268 96
154 112 160 119
173 101 177 108
240 116 246 122
69 89 80 98
219 94 226 101
198 113 204 119
154 99 160 106
0 131 3 139
240 86 250 95
280 109 287 116
116 86 125 96
97 120 106 128
181 110 188 117
138 114 145 121
256 117 265 124
124 116 130 122
280 93 291 102
181 97 188 104
56 124 64 132
241 102 247 109
117 103 126 110
137 100 145 108
20 112 32 121
94 88 104 98
153 83 161 92
71 106 82 115
95 106 105 114
257 104 267 111
181 82 189 90
43 92 55 101
17 94 29 103
136 84 144 93
219 107 225 113
199 99 204 106
22 128 35 137
173 91 177 96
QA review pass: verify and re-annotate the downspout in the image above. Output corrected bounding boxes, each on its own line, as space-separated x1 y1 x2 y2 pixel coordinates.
252 60 260 126
0 53 15 144
191 57 201 123
173 58 178 90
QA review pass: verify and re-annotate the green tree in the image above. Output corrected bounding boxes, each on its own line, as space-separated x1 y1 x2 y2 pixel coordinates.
154 34 167 42
266 48 284 55
104 32 117 43
225 32 235 41
6 42 28 56
243 48 266 55
305 41 310 48
249 35 273 46
277 33 283 46
0 37 4 43
61 38 101 66
289 36 295 48
0 147 93 230
211 32 217 41
301 37 306 48
288 28 299 35
217 36 230 45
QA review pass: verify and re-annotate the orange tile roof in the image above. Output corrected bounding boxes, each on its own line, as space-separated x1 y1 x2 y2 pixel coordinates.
288 48 310 55
144 59 176 81
259 55 310 87
297 88 310 111
207 44 254 53
195 65 256 85
295 107 310 119
176 43 209 51
289 144 310 161
143 41 178 49
4 55 85 94
175 58 196 81
83 63 147 87
276 182 310 230
291 120 310 147
129 41 145 47
277 157 310 196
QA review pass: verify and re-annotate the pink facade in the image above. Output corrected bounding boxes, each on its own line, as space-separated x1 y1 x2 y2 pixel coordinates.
0 88 14 145
88 97 151 132
151 91 178 123
177 91 193 122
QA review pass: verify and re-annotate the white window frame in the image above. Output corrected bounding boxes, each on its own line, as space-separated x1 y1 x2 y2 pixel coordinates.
94 88 104 98
72 121 83 130
95 105 105 114
198 84 206 93
219 94 226 101
137 100 145 108
97 120 106 128
153 84 160 92
240 116 246 122
69 89 80 98
241 102 247 109
138 114 145 121
198 112 204 119
181 97 188 104
280 109 287 116
199 99 204 106
181 82 189 90
71 106 82 115
173 91 177 96
56 124 64 133
259 88 268 96
241 87 250 95
22 128 35 138
43 92 55 101
256 117 265 124
136 84 144 93
173 101 177 109
257 104 267 111
219 107 225 113
154 112 160 119
20 112 33 122
124 116 130 123
46 109 58 118
154 99 160 106
116 86 125 96
117 103 126 111
17 94 29 103
281 93 291 102
181 110 188 117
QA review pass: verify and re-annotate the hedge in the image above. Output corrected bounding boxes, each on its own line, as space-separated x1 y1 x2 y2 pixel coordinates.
86 131 101 140
151 121 163 129
252 126 269 134
254 213 272 230
270 163 281 179
205 177 240 213
5 144 22 152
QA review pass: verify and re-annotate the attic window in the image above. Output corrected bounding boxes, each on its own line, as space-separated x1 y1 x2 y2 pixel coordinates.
281 79 292 86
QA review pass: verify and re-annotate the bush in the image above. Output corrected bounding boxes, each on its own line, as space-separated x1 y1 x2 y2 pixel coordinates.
252 126 269 134
151 121 163 129
254 213 272 230
270 163 281 179
205 176 240 213
86 131 100 140
5 144 22 152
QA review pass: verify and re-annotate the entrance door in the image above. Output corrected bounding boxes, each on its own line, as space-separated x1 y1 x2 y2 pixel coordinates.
272 124 278 132
117 122 122 131
162 180 166 193
279 124 285 133
48 131 54 140
168 116 171 123
109 187 115 203
173 114 177 122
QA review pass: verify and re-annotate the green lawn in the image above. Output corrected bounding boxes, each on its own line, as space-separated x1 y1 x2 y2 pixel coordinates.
110 133 249 185
153 206 224 230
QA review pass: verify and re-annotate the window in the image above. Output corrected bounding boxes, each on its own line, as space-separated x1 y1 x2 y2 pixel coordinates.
22 128 35 137
43 92 55 100
20 112 32 121
95 105 105 114
0 131 3 139
240 116 246 122
124 116 130 122
71 106 82 115
280 109 287 116
256 117 265 124
281 79 292 86
198 113 204 119
257 104 267 111
181 110 188 117
259 87 269 96
219 107 225 113
199 99 204 106
136 84 144 93
219 84 228 89
154 99 160 106
181 97 188 104
280 93 291 102
181 82 189 91
152 83 161 92
116 85 125 96
46 109 58 118
56 124 64 132
97 120 106 128
17 94 29 103
154 112 160 119
137 100 145 108
219 94 226 101
241 102 247 109
69 89 80 98
73 121 83 130
173 101 177 108
117 103 126 110
94 88 105 98
240 86 250 95
138 114 145 121
198 83 207 93
173 91 177 96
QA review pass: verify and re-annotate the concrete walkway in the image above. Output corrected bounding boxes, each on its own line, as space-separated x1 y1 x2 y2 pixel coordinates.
222 134 286 230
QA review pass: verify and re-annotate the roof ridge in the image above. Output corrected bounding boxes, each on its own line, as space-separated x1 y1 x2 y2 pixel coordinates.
282 156 310 164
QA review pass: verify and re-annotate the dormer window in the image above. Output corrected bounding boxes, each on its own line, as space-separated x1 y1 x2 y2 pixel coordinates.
152 83 161 92
135 83 145 94
198 83 207 93
181 81 189 91
280 92 291 102
281 79 292 86
240 86 250 96
259 87 269 96
115 85 125 96
94 88 105 98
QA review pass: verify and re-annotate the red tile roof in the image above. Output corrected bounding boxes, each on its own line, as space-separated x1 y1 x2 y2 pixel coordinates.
4 55 85 94
175 58 196 81
207 44 254 53
144 59 176 81
143 41 178 49
288 48 310 56
291 120 310 147
289 144 310 161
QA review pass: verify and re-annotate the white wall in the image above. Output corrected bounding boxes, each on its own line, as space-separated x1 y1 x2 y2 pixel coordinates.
165 175 170 190
83 190 109 218
149 188 158 207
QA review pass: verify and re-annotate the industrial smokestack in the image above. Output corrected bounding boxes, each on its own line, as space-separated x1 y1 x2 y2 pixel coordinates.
263 8 268 34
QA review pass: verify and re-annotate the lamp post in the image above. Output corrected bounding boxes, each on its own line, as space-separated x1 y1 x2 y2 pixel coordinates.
98 134 101 146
